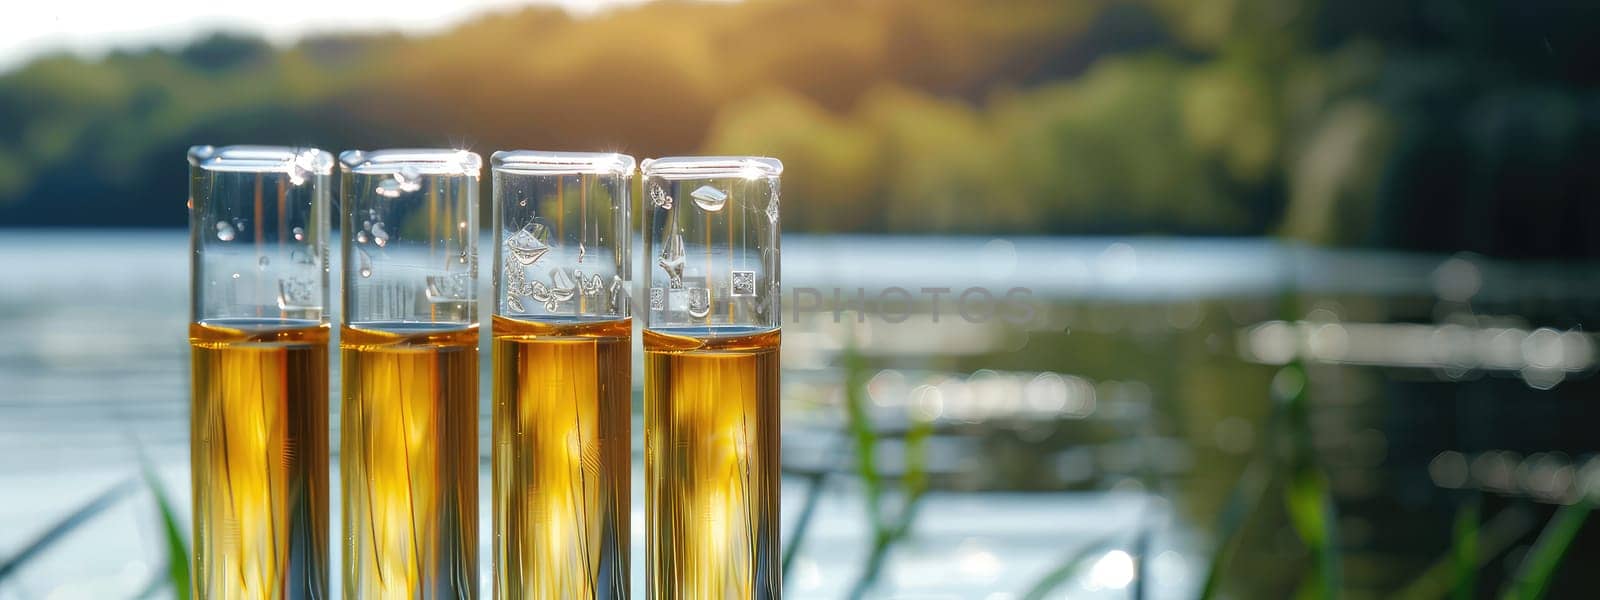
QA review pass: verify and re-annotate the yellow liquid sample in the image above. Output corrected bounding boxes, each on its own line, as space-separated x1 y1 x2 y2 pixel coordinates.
644 328 780 600
190 319 330 600
492 316 631 599
341 325 480 599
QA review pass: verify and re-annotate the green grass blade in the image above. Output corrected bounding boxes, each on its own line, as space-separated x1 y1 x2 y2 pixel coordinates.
1019 534 1120 600
783 435 855 583
1198 455 1272 600
142 465 191 600
1394 502 1533 600
892 409 933 539
1274 361 1341 599
1453 496 1481 600
841 334 889 600
841 338 882 531
1499 502 1591 600
780 467 830 580
0 477 138 581
1283 466 1341 598
1283 468 1329 548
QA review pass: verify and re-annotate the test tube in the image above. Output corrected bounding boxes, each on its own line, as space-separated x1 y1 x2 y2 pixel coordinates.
338 149 482 598
188 145 334 599
640 156 782 599
490 151 635 598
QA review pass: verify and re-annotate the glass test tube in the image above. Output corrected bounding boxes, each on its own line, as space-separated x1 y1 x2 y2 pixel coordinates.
640 157 782 600
490 151 635 599
188 145 334 599
338 149 482 598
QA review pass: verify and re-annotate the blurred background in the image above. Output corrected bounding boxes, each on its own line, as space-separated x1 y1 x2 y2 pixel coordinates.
3 0 1600 598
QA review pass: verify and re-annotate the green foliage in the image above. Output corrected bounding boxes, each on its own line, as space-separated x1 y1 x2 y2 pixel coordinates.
1500 502 1592 600
1018 534 1120 600
1198 444 1272 600
0 478 138 582
1393 497 1542 599
840 334 932 599
143 465 192 600
3 0 1597 252
0 0 1263 235
1275 362 1341 599
1454 497 1481 600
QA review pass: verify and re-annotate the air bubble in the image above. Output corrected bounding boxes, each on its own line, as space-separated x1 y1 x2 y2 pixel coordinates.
371 222 389 247
395 166 423 193
292 227 305 241
189 145 217 162
231 272 241 280
690 185 728 212
356 231 369 244
215 221 236 241
657 230 686 289
258 256 270 269
375 179 402 198
357 249 372 278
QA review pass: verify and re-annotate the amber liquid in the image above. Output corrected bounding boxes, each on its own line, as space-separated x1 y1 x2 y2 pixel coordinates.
644 327 780 600
491 316 631 599
190 319 330 600
341 325 480 599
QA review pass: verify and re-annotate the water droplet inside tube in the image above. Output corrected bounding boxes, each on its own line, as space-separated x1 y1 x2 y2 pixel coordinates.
690 185 728 212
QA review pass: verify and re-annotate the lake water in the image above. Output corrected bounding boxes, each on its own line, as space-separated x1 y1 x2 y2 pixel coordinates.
3 230 1596 598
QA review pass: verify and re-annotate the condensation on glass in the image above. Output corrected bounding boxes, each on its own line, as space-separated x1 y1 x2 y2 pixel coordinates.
190 145 335 326
340 148 482 329
640 156 782 600
187 145 334 599
493 150 634 321
641 156 782 333
338 148 482 599
491 151 635 598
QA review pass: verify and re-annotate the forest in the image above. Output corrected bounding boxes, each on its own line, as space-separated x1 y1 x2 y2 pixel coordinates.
1 0 1598 257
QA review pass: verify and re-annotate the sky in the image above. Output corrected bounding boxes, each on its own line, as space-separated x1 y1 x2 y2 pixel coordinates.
0 0 663 73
